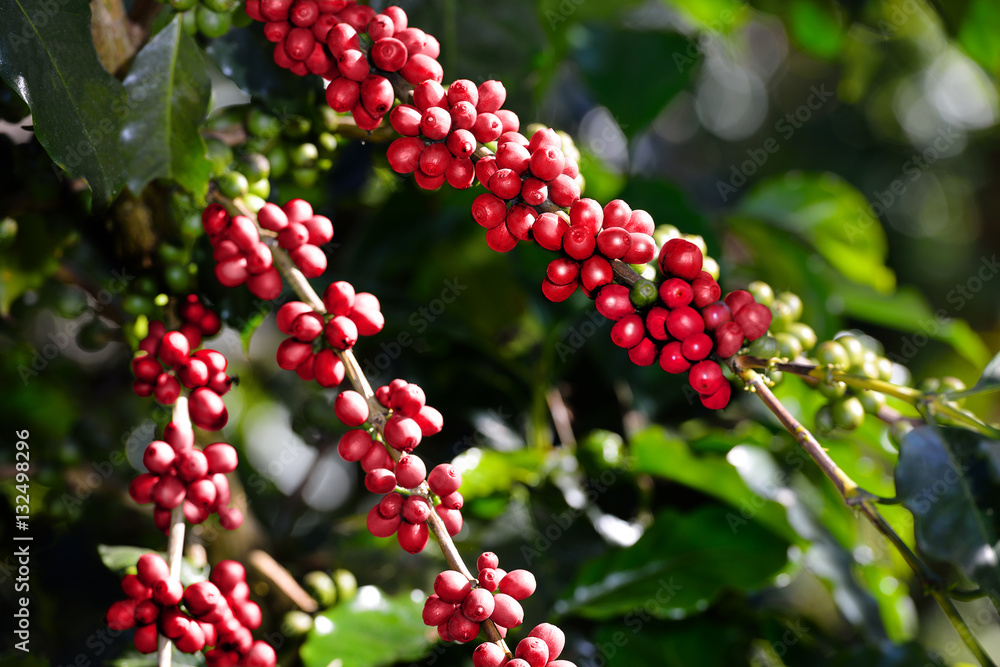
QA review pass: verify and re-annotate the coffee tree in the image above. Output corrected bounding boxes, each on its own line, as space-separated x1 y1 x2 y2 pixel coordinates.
3 1 1000 666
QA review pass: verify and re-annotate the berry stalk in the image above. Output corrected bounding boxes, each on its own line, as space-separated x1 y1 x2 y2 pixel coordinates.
158 397 191 667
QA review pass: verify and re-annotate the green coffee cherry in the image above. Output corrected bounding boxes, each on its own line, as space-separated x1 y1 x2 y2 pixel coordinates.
247 178 271 200
889 420 915 447
815 341 850 369
652 224 680 248
179 211 203 241
832 396 865 430
318 132 339 156
164 264 192 293
247 109 282 140
281 610 314 638
748 335 779 358
284 116 313 138
304 571 337 607
202 0 237 11
180 9 198 35
775 332 803 359
818 380 847 400
196 5 232 38
876 357 893 382
123 293 155 316
747 281 774 307
939 377 967 393
835 334 866 369
702 256 720 281
767 369 783 385
243 194 266 212
769 301 794 332
858 390 886 414
292 167 319 188
159 244 186 264
290 143 319 168
333 569 357 602
815 404 836 434
777 292 803 321
630 279 658 308
205 139 233 177
216 171 249 198
236 153 271 181
267 145 289 179
319 106 340 132
788 323 817 352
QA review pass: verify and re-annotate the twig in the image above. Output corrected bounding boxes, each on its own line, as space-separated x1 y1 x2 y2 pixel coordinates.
248 550 319 613
546 387 577 448
158 398 190 667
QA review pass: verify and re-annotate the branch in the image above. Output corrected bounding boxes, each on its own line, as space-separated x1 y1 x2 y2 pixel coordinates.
248 549 319 613
158 397 190 667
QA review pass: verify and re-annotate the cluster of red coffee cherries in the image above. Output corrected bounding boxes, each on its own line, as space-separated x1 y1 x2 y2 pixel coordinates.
129 425 244 532
274 279 384 383
202 199 333 300
131 302 233 430
106 554 275 666
475 623 574 667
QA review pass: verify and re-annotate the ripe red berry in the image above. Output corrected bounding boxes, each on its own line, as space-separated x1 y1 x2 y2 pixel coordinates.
515 637 550 667
701 381 732 409
701 302 732 331
689 360 725 395
546 259 578 286
660 278 694 308
628 338 658 366
153 475 186 509
448 608 481 643
462 588 496 623
134 622 158 654
105 599 137 631
562 226 596 261
595 227 631 260
714 321 745 358
414 405 444 435
143 440 176 475
486 221 518 252
724 289 755 315
153 577 184 606
325 76 361 112
477 80 507 113
338 429 374 462
159 331 191 367
733 302 771 341
548 174 581 207
658 238 703 280
473 642 507 667
314 349 345 388
176 449 209 482
471 193 507 229
428 464 462 496
471 112 503 143
580 256 612 293
365 468 398 494
371 37 408 71
691 272 721 308
528 623 566 661
490 593 524 629
367 504 402 537
350 293 385 336
610 313 644 349
422 595 456 626
277 338 312 370
595 284 634 321
436 505 463 536
666 306 704 340
334 390 370 426
325 315 359 350
137 553 170 587
401 495 432 523
498 569 536 601
187 479 218 511
645 307 669 340
681 332 713 361
478 567 500 592
189 387 228 431
434 570 472 603
218 506 244 530
659 341 691 374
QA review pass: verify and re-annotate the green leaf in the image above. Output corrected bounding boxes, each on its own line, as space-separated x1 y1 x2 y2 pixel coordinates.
121 16 212 198
894 426 1000 602
958 0 1000 75
956 351 1000 398
835 281 990 369
660 0 749 34
737 172 895 293
788 0 843 60
630 426 798 543
98 545 208 586
452 447 547 499
575 26 699 136
0 214 76 315
0 0 126 205
558 506 789 619
300 587 434 667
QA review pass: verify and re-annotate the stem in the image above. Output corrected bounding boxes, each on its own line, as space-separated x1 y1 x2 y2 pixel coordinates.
158 397 190 667
249 550 319 613
730 359 996 666
226 197 512 657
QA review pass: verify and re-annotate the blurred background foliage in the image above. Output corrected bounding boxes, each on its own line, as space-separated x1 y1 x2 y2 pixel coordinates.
3 0 1000 665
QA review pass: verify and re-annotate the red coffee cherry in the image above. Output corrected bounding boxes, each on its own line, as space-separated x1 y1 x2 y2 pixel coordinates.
325 315 359 350
428 464 462 496
210 560 246 594
122 573 152 600
277 338 313 370
701 302 732 331
490 593 524 629
159 331 191 367
477 80 507 113
365 468 398 494
681 332 713 361
412 79 446 110
548 174 581 207
247 268 283 300
367 504 402 538
395 454 427 488
714 321 745 358
338 429 374 463
326 76 361 112
176 449 209 482
448 608 481 643
515 637 550 667
379 492 404 519
132 355 163 382
659 341 691 374
658 238 703 280
204 441 239 475
134 622 159 654
689 360 725 395
438 491 463 510
334 390 370 426
189 387 228 431
580 256 612 293
486 221 518 253
666 306 704 340
529 623 566 661
401 495 432 524
153 475 186 509
218 506 244 530
701 380 732 409
645 307 669 340
372 37 408 71
436 505 463 536
629 338 658 367
143 440 176 475
153 373 181 406
434 570 473 603
473 641 508 667
461 588 496 623
187 479 217 511
562 226 596 261
498 569 536 601
660 278 694 308
478 567 500 592
153 577 184 606
304 215 334 246
422 594 456 626
733 302 772 341
105 599 137 631
610 313 644 349
724 289 755 315
350 292 385 336
137 553 170 587
691 272 721 308
595 284 634 321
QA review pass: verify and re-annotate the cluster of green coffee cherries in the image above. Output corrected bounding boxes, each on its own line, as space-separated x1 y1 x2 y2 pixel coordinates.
743 281 967 445
157 0 249 39
281 568 358 638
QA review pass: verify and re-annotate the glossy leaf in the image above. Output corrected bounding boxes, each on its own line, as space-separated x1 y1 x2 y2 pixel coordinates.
575 26 699 136
956 350 1000 398
737 172 895 293
0 0 126 205
894 426 1000 601
452 447 546 499
300 587 432 667
121 16 212 198
558 506 789 619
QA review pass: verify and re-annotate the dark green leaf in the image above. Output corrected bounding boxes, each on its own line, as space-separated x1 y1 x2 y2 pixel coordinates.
300 587 434 667
737 173 894 293
630 426 798 543
558 506 789 619
955 351 1000 398
958 0 1000 75
121 16 212 198
0 0 126 205
575 27 699 136
454 447 546 499
894 426 1000 601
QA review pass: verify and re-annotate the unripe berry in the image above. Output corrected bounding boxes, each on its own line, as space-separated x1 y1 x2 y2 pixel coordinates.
498 569 536 600
659 341 691 374
462 588 496 623
334 390 369 426
428 464 462 496
490 593 524 629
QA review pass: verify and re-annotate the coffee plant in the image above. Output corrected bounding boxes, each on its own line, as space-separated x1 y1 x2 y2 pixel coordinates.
3 1 1000 666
